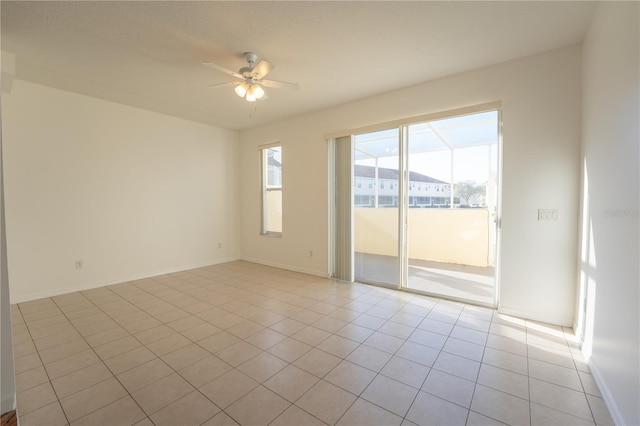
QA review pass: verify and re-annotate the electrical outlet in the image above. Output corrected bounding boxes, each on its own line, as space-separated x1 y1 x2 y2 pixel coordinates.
538 209 559 221
75 260 83 270
309 250 313 257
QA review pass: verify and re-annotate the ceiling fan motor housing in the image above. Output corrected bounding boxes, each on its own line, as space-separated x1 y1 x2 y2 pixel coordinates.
244 52 258 66
241 53 261 78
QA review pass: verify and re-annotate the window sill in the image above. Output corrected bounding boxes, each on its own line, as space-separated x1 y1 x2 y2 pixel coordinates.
261 232 282 238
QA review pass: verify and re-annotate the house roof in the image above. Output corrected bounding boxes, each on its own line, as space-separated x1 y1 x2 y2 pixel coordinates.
268 157 282 168
355 165 447 184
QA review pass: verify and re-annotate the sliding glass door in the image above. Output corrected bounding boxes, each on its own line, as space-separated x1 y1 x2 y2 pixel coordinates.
350 109 500 306
405 112 499 305
353 129 400 287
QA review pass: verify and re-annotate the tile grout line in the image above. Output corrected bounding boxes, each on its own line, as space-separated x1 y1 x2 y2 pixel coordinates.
464 310 491 426
17 301 72 426
13 262 612 426
104 272 358 425
50 290 154 426
80 284 245 426
95 278 267 424
399 298 461 425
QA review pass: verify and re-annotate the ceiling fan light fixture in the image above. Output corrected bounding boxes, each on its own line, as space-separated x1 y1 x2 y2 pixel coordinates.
253 85 265 99
245 86 257 102
235 82 249 97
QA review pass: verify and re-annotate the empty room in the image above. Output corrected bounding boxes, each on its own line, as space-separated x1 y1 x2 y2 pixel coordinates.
0 2 638 426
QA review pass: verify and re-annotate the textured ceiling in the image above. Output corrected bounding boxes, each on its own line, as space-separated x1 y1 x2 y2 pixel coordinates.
1 1 596 131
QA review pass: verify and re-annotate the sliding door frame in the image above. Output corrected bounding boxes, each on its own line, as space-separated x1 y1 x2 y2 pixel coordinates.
328 102 502 309
398 126 409 292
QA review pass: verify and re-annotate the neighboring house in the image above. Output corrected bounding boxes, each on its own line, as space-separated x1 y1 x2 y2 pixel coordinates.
354 164 460 208
267 152 282 187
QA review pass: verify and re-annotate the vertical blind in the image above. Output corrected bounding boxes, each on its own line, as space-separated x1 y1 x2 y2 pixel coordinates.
332 136 353 282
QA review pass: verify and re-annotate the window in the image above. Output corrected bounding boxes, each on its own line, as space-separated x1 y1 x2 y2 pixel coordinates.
355 195 374 207
261 145 282 235
433 196 447 206
378 195 397 207
413 196 431 207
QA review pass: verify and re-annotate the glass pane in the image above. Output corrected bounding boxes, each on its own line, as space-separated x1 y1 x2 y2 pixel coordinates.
429 111 498 149
404 146 452 208
265 190 282 233
453 145 488 207
263 146 282 234
266 146 282 188
353 129 399 287
406 111 498 305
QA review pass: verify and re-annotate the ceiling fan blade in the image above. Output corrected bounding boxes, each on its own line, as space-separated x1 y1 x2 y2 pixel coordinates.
202 61 244 79
208 81 241 89
252 59 274 79
261 79 300 91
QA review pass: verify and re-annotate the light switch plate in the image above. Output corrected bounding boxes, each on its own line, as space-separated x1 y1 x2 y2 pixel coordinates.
538 209 559 221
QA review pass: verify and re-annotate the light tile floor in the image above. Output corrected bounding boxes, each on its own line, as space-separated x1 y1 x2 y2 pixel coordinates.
11 261 613 426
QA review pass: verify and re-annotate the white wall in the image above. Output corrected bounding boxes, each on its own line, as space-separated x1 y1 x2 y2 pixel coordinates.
1 1 17 413
580 3 639 425
2 80 241 302
1 99 16 417
240 45 582 326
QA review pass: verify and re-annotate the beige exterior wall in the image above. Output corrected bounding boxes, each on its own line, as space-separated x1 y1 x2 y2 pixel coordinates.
354 208 490 267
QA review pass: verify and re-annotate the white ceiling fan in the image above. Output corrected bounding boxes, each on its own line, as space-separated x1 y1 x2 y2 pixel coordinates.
202 52 300 102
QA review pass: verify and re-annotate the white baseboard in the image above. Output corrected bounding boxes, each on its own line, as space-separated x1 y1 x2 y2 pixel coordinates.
497 305 573 327
240 256 330 279
588 357 626 426
10 256 240 304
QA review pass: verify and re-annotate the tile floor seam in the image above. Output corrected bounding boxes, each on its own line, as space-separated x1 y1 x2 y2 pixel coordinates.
119 342 232 420
16 303 73 426
173 387 225 425
528 377 600 424
468 408 509 426
525 334 602 424
49 293 177 426
69 394 135 425
266 399 327 426
399 357 438 425
64 344 150 424
332 396 363 426
528 375 596 398
462 334 488 425
526 329 533 426
466 374 481 425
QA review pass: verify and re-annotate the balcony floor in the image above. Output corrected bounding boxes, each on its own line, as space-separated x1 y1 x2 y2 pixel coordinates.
355 252 495 306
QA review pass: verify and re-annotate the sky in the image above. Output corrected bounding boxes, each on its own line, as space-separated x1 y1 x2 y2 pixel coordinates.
354 110 499 184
